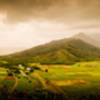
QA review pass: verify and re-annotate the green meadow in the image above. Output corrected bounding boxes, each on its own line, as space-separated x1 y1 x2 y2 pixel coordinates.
0 61 100 100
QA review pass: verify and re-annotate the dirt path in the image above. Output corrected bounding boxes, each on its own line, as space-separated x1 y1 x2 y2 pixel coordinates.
47 80 68 99
19 70 28 78
32 73 67 99
10 76 18 94
32 73 47 89
20 71 67 99
8 75 18 100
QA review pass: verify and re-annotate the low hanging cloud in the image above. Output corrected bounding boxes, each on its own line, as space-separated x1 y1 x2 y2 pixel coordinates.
0 0 100 55
0 0 100 23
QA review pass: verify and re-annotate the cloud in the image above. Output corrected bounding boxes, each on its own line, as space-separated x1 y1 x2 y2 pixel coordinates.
0 0 99 23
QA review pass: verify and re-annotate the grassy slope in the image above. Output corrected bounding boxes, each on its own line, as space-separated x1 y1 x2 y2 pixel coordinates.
1 61 100 99
2 39 100 65
35 61 100 99
1 61 100 89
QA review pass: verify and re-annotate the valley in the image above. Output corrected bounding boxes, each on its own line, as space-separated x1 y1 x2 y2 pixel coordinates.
0 61 100 100
0 33 100 100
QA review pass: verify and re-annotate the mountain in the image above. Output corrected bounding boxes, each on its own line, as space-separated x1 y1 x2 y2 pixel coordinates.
73 33 100 48
2 37 100 65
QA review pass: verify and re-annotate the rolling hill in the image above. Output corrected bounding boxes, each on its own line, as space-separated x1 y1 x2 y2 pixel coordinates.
2 37 100 65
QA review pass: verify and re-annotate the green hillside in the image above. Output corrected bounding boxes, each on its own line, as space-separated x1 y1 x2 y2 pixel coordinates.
1 38 100 65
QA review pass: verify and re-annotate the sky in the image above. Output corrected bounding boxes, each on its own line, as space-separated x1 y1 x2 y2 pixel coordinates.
0 0 100 54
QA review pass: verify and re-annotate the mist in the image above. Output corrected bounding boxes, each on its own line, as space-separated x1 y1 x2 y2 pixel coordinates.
0 0 100 54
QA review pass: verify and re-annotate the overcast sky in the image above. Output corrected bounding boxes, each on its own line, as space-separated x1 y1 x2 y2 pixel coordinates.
0 0 100 54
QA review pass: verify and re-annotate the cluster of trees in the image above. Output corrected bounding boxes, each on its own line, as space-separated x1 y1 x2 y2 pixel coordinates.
0 61 48 77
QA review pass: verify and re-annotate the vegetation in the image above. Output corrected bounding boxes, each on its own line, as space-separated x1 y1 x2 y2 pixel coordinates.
1 39 100 65
0 38 100 100
0 61 100 100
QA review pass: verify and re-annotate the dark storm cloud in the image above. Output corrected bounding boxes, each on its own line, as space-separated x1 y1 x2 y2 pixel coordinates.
0 0 100 23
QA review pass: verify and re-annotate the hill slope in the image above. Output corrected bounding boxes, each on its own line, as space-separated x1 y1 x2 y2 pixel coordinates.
73 33 100 48
2 38 100 65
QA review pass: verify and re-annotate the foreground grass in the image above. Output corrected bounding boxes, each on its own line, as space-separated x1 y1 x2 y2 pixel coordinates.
0 61 100 100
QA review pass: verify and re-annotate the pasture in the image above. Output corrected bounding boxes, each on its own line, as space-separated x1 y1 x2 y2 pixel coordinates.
0 61 100 100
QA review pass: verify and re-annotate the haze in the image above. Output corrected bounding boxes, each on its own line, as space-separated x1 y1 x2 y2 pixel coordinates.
0 0 100 55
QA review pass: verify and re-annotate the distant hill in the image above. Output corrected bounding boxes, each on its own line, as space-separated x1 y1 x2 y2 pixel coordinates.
2 37 100 65
73 33 100 48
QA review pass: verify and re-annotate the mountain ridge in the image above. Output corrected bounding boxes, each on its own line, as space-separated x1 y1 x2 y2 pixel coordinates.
73 33 100 48
1 35 100 65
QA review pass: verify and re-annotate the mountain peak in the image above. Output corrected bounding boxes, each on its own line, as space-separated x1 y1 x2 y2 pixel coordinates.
73 32 100 48
73 32 88 38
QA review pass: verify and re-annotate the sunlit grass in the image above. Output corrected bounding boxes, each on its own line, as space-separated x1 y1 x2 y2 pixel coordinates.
0 61 100 99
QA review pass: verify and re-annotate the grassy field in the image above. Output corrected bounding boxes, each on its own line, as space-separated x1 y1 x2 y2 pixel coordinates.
0 61 100 100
